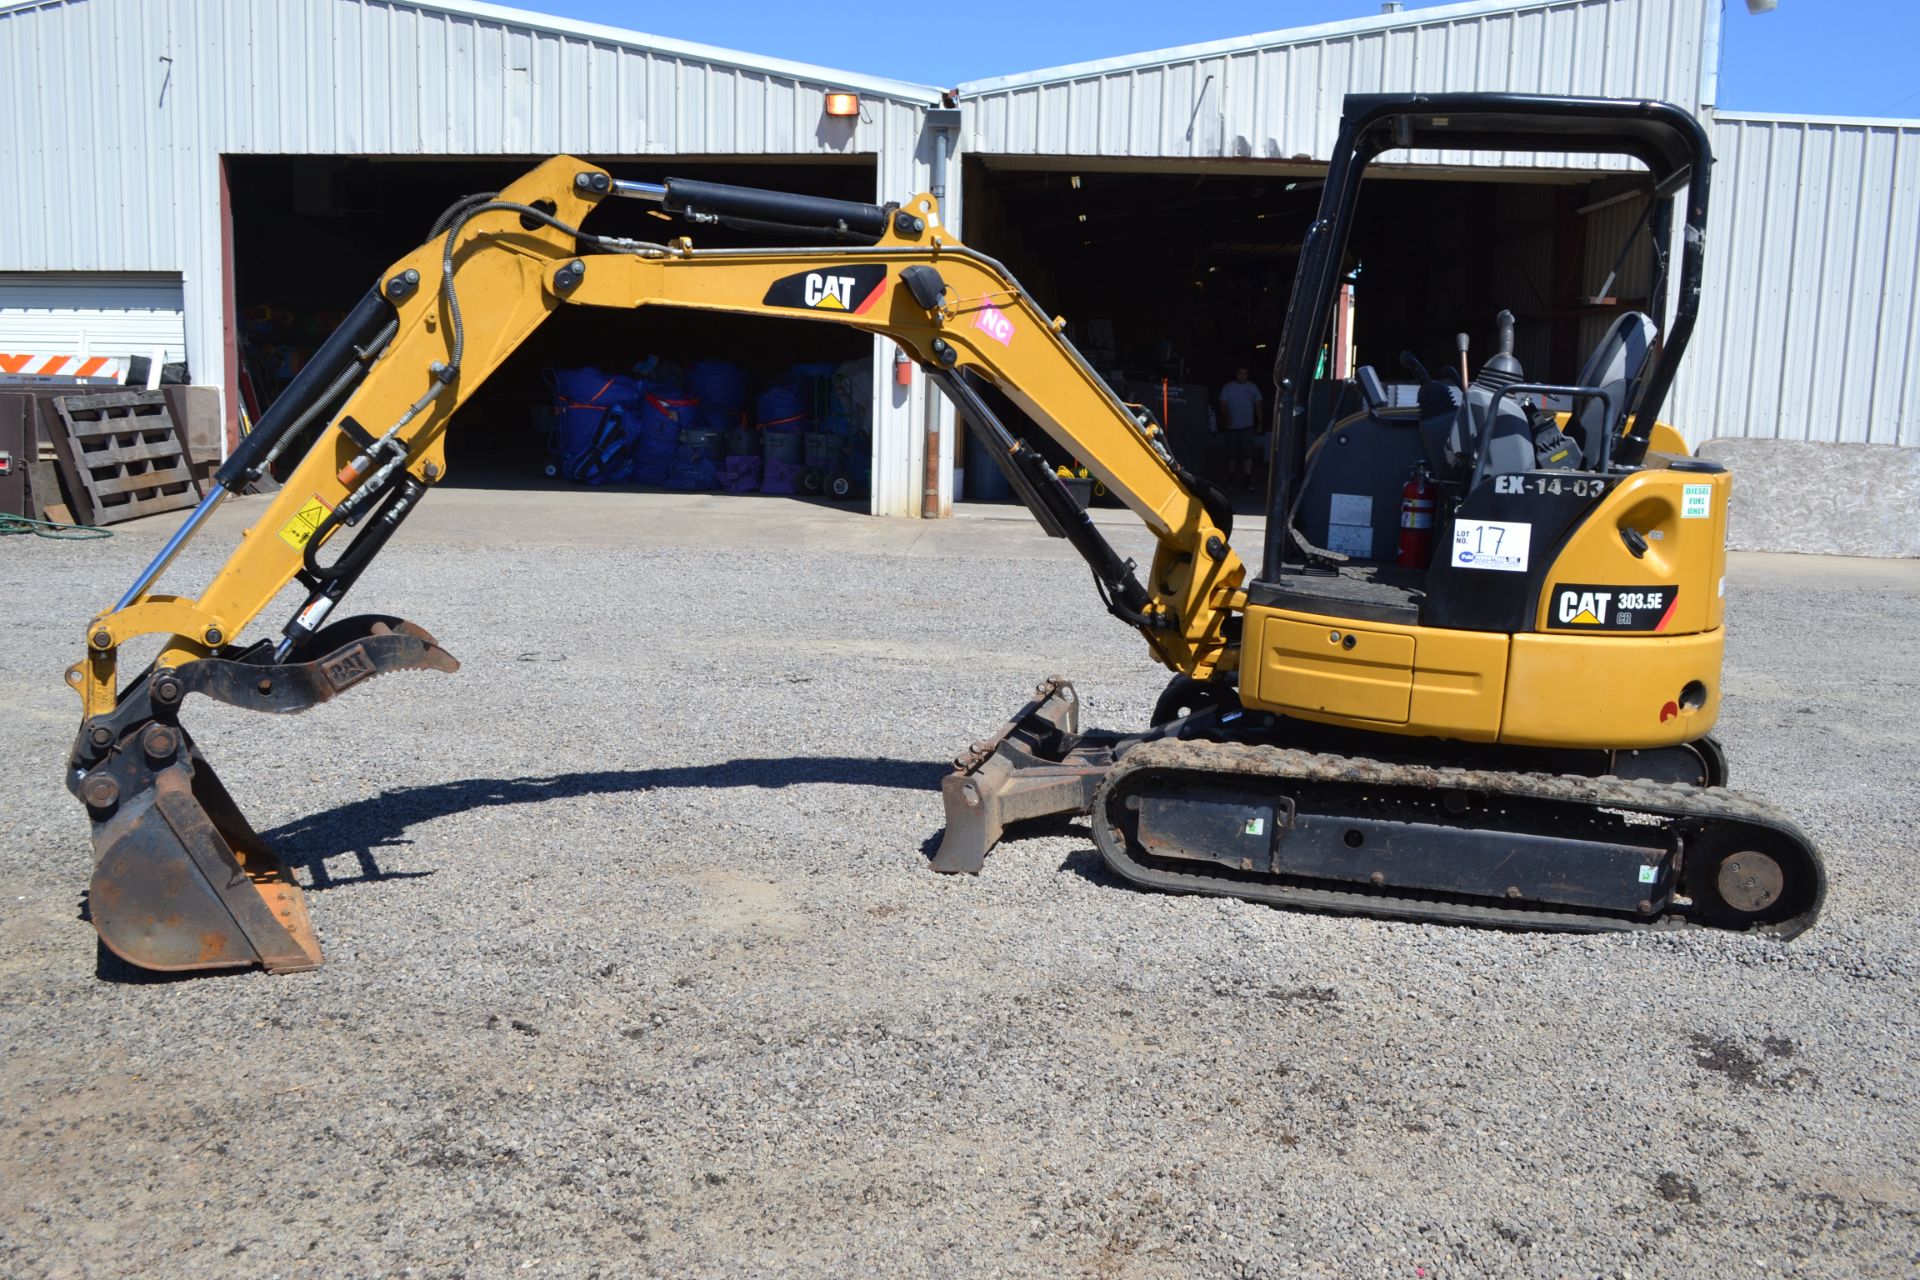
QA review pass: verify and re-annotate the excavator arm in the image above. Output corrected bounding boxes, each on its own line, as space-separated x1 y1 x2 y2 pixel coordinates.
66 156 1244 974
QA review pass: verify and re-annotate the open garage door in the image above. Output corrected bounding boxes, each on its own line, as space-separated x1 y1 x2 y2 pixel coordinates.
227 154 884 504
957 158 1658 502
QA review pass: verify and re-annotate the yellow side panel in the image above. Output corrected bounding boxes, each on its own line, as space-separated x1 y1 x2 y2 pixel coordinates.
1252 617 1415 723
1502 629 1724 748
1242 608 1510 740
1406 626 1510 740
1535 464 1729 637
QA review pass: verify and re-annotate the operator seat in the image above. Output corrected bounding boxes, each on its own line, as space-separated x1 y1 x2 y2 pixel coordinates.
1570 311 1658 467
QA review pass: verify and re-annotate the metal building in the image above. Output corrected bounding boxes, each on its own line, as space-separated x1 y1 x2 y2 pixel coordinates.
0 0 950 515
960 0 1712 164
1 0 1915 522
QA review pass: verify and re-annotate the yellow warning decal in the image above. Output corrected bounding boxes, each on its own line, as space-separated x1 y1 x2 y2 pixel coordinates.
277 496 334 551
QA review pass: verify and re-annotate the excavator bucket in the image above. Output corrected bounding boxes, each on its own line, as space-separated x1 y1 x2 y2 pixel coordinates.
73 617 458 975
87 731 323 973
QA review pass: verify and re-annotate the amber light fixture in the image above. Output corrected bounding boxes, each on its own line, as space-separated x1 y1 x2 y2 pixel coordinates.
824 91 860 117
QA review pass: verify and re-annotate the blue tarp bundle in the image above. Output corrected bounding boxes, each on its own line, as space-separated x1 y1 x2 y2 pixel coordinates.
720 453 762 493
754 381 806 428
633 391 697 485
721 428 762 493
667 428 723 491
761 456 806 495
666 451 718 491
689 361 748 431
547 367 643 484
634 354 685 394
546 357 877 491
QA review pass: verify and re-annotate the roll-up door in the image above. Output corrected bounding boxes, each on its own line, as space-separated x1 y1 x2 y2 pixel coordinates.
0 273 188 366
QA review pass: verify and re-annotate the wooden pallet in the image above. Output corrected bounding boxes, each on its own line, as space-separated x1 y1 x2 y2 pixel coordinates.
48 391 203 526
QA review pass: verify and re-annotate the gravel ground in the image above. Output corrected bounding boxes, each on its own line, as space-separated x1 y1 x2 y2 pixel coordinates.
2 492 1917 1279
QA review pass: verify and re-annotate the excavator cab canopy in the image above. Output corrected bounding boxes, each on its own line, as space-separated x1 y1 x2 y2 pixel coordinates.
1265 92 1714 577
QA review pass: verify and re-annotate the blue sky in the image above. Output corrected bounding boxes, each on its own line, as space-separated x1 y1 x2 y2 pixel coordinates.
502 1 1920 118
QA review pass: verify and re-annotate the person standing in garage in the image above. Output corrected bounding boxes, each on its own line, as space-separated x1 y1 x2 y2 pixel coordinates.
1217 367 1265 490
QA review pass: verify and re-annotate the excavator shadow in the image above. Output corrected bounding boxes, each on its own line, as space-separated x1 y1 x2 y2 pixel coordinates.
264 756 952 888
83 756 950 984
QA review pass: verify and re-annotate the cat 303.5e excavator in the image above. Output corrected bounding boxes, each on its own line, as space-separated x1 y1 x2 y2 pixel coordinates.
66 93 1826 975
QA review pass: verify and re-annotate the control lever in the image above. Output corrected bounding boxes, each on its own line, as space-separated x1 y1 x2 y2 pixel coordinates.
1403 349 1458 425
1456 332 1471 389
1476 310 1522 388
1495 310 1517 358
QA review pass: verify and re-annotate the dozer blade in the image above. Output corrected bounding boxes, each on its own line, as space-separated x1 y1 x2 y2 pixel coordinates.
932 677 1115 874
73 615 459 975
88 734 322 973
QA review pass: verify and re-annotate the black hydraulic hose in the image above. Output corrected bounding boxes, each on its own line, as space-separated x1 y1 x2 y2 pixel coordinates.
429 197 669 388
301 471 423 584
431 190 499 236
274 475 428 662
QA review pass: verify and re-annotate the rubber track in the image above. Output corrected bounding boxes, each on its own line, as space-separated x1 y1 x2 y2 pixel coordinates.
1091 739 1827 939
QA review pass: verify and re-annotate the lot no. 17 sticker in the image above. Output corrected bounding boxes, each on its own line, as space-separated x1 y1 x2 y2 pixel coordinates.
1451 518 1531 572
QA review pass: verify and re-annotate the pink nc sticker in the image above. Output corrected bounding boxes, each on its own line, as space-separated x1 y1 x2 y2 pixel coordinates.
972 301 1015 346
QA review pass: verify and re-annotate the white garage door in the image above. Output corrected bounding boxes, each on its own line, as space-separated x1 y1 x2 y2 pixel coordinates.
0 272 188 364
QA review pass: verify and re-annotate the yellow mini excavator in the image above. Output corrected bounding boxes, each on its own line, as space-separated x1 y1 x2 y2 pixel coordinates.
66 93 1825 975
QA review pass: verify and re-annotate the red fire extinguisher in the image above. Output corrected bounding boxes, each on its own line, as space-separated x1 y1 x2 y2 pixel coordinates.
1397 466 1436 569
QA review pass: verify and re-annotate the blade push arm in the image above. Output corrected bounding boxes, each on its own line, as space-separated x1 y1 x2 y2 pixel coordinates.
73 157 1243 719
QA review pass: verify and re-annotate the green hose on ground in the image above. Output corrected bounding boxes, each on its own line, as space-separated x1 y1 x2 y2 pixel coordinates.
0 513 113 540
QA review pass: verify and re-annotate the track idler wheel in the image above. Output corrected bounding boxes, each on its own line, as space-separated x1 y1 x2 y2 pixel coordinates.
1681 827 1820 933
84 727 322 974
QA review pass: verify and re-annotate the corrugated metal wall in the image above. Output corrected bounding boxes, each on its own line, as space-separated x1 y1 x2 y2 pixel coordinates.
959 0 1714 171
1669 113 1920 448
0 0 943 512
